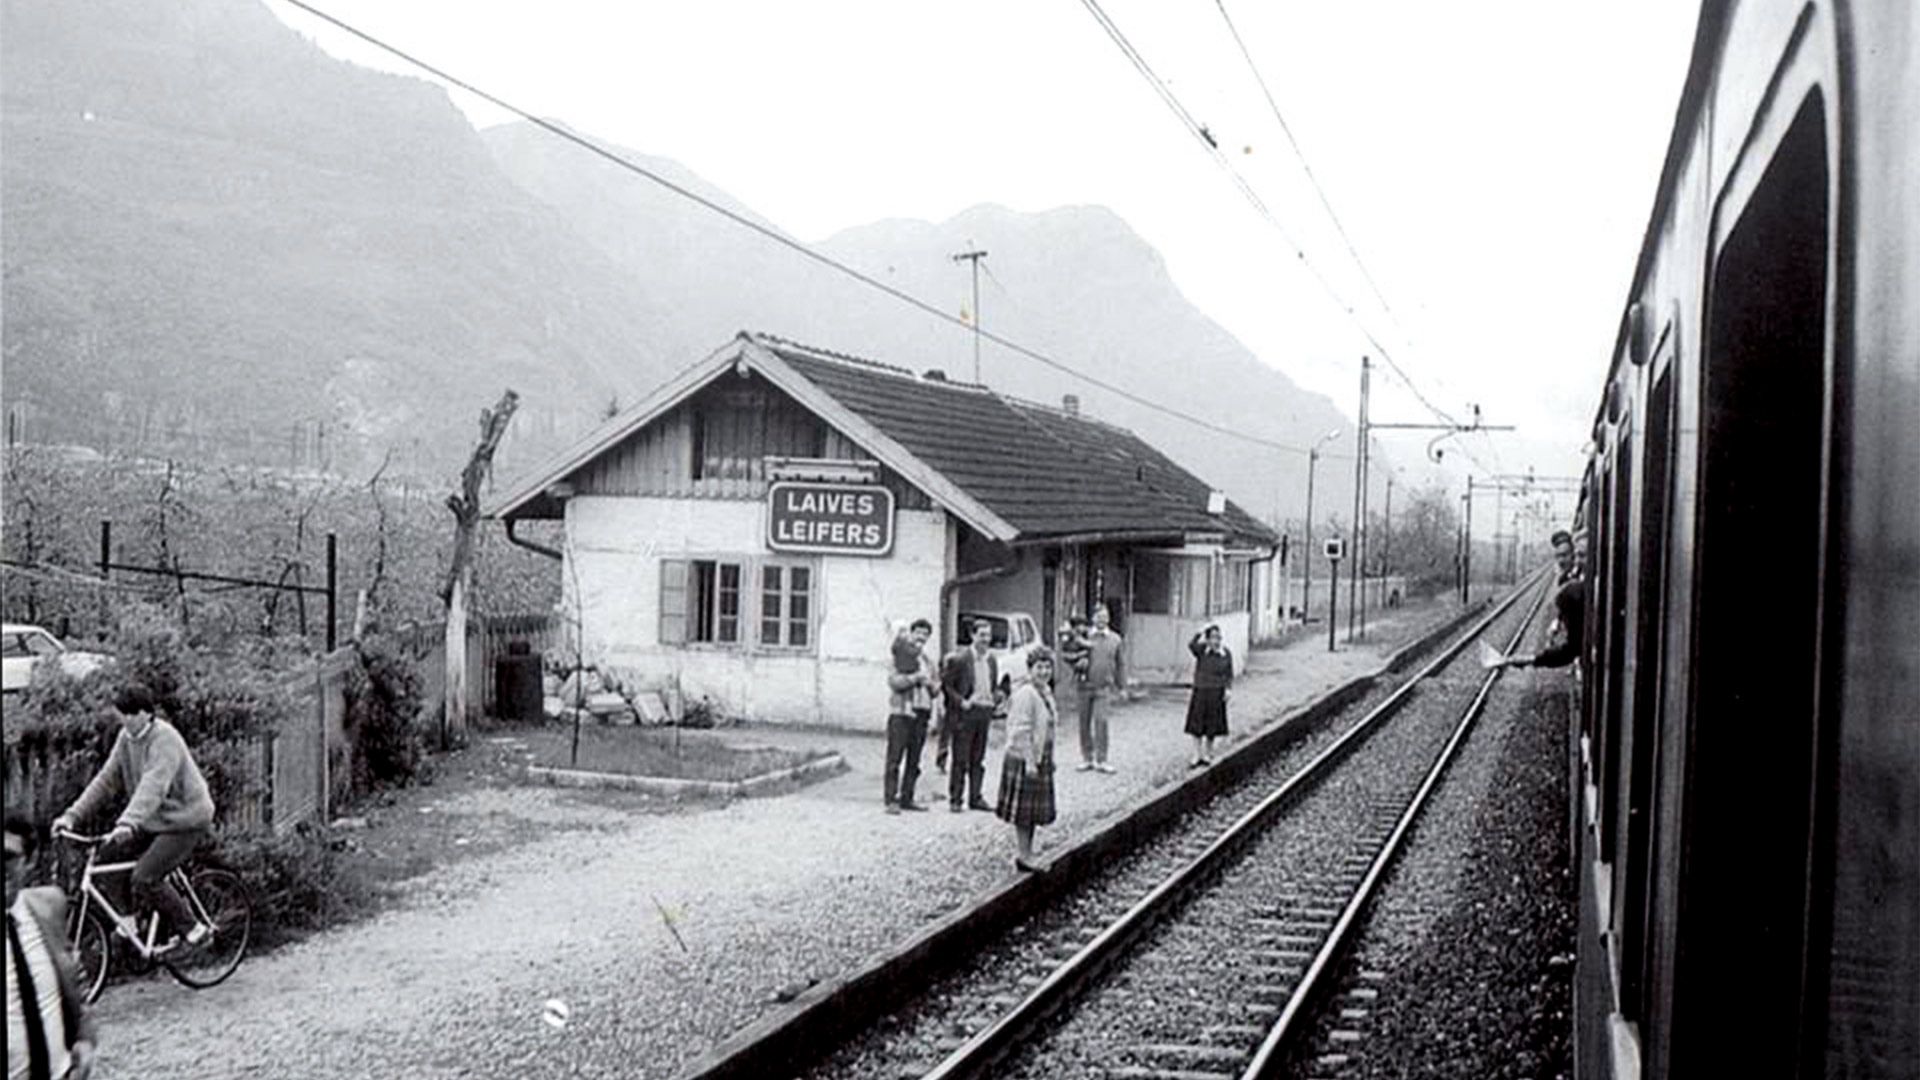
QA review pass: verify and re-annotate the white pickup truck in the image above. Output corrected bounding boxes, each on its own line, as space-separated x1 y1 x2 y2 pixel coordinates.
957 610 1044 695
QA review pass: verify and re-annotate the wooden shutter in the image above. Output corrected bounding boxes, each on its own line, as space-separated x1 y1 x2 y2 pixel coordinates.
658 559 688 644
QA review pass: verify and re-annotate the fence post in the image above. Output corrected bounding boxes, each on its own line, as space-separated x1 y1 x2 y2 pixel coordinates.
326 533 337 652
99 519 112 635
316 664 329 826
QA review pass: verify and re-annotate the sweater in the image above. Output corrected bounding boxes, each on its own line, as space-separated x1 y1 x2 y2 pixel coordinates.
1002 682 1057 766
1081 629 1124 693
68 718 216 833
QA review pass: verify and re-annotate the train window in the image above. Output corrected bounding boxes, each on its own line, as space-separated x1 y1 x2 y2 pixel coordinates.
1665 93 1830 1077
1598 426 1634 859
1620 364 1674 1019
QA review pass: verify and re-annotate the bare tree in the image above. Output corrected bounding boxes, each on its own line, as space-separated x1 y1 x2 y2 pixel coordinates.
440 390 518 746
353 447 396 641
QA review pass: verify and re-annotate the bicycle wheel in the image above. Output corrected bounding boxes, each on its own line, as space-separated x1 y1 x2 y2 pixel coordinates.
66 906 112 1004
163 868 251 990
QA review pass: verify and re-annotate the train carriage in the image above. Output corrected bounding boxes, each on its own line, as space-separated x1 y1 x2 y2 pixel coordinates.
1570 3 1918 1079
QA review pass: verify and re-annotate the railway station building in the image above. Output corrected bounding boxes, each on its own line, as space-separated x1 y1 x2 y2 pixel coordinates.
485 332 1276 730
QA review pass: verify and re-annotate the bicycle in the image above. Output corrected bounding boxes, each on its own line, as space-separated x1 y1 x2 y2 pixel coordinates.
53 828 253 1002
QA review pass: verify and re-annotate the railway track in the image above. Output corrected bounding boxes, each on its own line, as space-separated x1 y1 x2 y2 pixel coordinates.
789 576 1551 1080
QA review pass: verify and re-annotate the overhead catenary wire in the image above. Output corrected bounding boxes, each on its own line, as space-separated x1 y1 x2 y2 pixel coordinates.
274 0 1342 459
1084 0 1500 474
1212 0 1480 443
1213 0 1400 331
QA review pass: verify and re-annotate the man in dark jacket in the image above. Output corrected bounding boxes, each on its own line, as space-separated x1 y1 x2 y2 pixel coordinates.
1500 531 1585 670
7 815 98 1080
940 619 1000 812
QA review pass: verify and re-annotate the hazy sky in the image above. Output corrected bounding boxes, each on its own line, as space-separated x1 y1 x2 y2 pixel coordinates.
266 0 1700 508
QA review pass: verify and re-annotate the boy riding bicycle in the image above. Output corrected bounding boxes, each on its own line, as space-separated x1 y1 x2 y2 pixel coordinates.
53 685 215 956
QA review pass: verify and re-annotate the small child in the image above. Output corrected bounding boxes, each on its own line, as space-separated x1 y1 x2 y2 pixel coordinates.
1056 615 1092 689
893 632 933 711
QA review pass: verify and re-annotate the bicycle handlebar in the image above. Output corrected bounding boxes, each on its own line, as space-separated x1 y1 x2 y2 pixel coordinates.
52 827 116 846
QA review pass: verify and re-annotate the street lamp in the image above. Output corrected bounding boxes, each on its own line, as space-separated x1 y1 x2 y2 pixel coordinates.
1302 430 1340 621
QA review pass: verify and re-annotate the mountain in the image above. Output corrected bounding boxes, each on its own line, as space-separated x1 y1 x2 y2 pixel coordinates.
0 0 675 478
2 0 1360 527
481 126 1358 525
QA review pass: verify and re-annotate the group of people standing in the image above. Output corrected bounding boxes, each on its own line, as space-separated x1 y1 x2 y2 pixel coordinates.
881 606 1232 872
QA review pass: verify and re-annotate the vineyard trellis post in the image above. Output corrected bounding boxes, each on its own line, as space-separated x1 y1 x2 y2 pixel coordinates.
94 519 337 650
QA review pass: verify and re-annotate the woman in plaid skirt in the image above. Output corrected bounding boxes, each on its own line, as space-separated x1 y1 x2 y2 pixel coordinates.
996 648 1058 872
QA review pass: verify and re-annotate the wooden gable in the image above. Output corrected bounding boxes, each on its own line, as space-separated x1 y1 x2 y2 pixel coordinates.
568 371 931 508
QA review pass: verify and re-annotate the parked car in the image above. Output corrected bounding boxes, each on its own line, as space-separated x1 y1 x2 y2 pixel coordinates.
1 623 111 696
957 610 1044 696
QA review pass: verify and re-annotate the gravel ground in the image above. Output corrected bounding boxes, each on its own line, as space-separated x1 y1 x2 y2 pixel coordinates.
1302 658 1577 1078
83 601 1459 1080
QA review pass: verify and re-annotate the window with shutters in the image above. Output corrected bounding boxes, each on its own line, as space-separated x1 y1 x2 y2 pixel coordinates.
660 556 816 652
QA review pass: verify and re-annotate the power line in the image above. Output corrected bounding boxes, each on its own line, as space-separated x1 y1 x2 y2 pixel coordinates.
1082 0 1498 469
276 0 1340 459
1211 0 1486 457
1213 0 1398 328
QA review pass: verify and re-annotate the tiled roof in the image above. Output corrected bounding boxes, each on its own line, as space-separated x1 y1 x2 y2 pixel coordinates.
757 335 1274 546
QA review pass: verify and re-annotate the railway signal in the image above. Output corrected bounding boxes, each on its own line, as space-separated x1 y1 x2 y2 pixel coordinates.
1324 537 1344 652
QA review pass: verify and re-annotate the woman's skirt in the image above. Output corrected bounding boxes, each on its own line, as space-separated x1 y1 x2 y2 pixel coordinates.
995 756 1056 828
1184 686 1229 737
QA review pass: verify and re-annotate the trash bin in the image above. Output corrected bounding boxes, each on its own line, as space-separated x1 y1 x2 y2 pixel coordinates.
495 640 544 721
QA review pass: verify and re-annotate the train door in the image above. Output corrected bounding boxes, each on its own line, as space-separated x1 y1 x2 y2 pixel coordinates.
1660 90 1834 1079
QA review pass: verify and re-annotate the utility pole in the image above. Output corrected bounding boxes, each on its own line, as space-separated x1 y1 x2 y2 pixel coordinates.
1302 430 1339 621
1348 357 1370 642
1463 475 1474 603
1493 481 1505 584
1382 472 1394 581
1362 400 1515 612
952 248 988 382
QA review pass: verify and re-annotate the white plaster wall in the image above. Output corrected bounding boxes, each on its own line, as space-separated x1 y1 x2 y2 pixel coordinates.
559 495 949 730
1128 610 1253 682
954 550 1045 620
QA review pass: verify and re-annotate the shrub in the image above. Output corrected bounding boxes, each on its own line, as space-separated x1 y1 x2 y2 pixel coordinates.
8 602 289 830
342 635 425 795
211 825 375 945
678 696 723 729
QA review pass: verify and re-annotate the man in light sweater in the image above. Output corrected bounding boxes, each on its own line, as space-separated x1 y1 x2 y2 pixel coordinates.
1075 605 1125 773
54 685 215 955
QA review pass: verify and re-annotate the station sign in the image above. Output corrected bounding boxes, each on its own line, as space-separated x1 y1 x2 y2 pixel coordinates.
767 481 895 556
1324 536 1346 562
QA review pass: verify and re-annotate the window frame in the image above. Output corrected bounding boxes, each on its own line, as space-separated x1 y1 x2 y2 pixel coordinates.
660 555 819 653
758 562 814 650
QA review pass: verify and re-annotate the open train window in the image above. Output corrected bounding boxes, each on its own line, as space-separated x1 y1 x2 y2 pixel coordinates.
1666 91 1830 1077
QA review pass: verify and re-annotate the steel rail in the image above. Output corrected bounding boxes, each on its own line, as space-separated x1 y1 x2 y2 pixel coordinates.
1239 572 1553 1078
918 575 1545 1080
